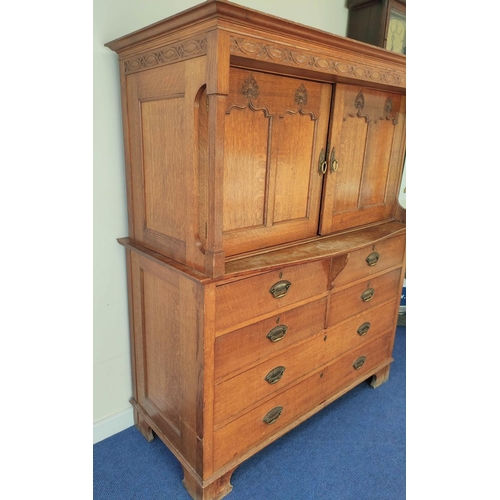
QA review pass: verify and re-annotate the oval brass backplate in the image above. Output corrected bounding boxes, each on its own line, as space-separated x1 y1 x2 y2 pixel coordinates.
357 322 371 336
267 325 288 342
365 251 380 266
353 356 366 370
269 280 291 299
263 406 283 425
361 288 375 302
265 366 286 384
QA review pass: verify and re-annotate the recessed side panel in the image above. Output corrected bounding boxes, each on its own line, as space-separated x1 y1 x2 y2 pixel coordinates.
125 56 208 270
128 251 208 475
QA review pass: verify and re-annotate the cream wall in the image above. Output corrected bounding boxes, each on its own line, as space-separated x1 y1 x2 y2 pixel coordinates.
93 0 349 443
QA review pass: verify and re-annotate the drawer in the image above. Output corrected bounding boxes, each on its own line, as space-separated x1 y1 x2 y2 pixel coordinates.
213 332 393 470
324 299 398 356
328 268 402 326
333 235 405 287
214 299 397 427
215 260 330 332
215 298 327 381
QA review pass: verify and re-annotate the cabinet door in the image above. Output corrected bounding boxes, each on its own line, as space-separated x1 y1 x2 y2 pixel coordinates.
319 84 406 234
222 69 332 257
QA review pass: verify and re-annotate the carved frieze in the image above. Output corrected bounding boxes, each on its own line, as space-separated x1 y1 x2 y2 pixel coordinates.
230 37 405 88
123 38 207 74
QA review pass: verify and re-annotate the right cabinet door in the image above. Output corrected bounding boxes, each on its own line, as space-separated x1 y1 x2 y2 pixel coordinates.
319 84 406 235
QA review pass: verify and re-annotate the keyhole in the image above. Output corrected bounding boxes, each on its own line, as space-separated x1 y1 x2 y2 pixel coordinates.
279 272 283 279
276 316 280 324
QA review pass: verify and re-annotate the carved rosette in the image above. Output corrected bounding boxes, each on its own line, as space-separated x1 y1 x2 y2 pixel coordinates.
294 84 308 107
242 74 259 101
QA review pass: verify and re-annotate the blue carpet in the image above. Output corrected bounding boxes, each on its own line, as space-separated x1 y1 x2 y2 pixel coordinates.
94 326 405 499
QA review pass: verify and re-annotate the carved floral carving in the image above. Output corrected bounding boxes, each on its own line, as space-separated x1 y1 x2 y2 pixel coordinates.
348 91 398 124
242 74 260 101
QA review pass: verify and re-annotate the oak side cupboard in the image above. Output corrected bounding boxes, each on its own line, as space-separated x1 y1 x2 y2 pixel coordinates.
105 1 406 499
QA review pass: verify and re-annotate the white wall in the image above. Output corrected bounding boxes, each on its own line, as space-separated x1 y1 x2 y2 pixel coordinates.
93 0 349 443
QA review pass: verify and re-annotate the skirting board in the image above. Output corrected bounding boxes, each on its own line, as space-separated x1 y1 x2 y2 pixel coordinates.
94 407 134 444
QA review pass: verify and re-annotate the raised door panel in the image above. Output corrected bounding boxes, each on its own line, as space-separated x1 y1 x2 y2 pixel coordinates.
222 69 332 256
320 84 406 234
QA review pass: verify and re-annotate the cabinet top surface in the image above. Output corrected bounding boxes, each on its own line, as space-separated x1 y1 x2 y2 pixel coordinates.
105 0 405 68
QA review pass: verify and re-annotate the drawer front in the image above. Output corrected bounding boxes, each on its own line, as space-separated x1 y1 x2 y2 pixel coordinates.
215 260 330 332
324 299 398 356
215 298 327 382
333 235 405 287
328 268 402 327
213 333 392 470
214 299 397 427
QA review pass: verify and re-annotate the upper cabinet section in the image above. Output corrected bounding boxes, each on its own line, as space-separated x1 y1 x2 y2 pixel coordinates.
106 0 406 278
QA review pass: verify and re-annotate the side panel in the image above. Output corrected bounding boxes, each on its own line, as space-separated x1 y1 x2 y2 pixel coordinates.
125 57 209 272
128 251 211 476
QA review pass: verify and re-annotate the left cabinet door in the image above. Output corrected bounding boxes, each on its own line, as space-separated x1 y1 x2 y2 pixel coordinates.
222 69 332 257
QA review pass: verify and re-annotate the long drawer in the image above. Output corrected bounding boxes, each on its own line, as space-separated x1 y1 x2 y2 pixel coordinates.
213 332 393 470
333 235 405 287
215 260 330 332
214 297 327 381
214 298 397 427
328 268 402 327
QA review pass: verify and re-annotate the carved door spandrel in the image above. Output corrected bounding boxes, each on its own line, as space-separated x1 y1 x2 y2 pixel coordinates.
222 69 332 257
320 84 406 235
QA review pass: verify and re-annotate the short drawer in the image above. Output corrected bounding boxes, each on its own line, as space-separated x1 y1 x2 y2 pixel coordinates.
213 332 393 470
215 260 330 332
215 298 327 381
333 235 405 287
328 268 402 326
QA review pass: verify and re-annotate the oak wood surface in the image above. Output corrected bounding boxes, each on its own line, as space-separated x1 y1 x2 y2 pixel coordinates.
328 267 402 326
106 2 406 498
215 259 330 331
212 332 392 470
214 298 327 381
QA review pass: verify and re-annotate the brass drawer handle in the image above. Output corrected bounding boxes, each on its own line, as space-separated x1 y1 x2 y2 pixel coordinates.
269 280 291 299
361 288 375 302
353 356 366 370
357 322 371 336
365 251 380 266
265 366 286 384
263 406 283 425
267 325 288 342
